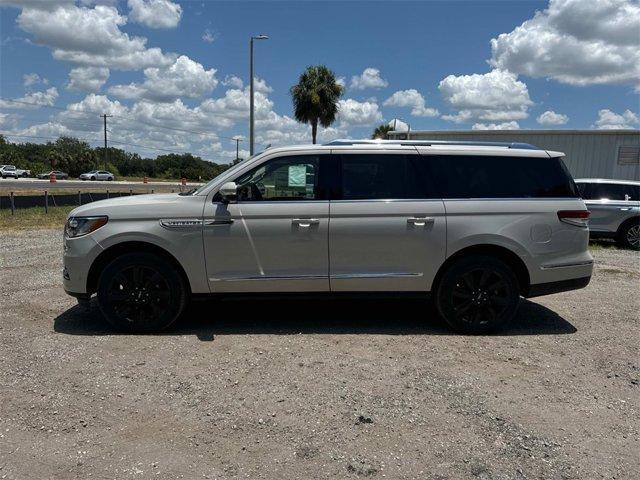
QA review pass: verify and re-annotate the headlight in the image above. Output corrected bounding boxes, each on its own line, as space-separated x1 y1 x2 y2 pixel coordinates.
65 216 108 238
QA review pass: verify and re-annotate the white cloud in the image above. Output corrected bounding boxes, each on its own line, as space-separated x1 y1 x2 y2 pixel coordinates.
350 68 388 90
335 76 346 88
0 87 59 109
22 72 48 87
67 66 109 92
383 89 438 117
439 69 532 124
252 77 272 93
490 0 640 88
472 121 520 130
128 0 182 29
202 29 217 44
337 98 383 126
222 75 243 89
15 3 175 70
536 110 569 126
109 55 217 102
592 109 639 129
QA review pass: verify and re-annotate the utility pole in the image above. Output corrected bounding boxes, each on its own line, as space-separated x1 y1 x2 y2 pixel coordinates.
249 34 268 156
234 137 242 162
102 114 112 170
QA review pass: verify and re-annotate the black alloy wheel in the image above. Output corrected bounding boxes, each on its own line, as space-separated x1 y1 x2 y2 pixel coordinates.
435 255 520 334
97 252 187 332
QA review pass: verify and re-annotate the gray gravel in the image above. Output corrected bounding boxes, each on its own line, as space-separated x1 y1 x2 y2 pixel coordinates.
1 230 638 479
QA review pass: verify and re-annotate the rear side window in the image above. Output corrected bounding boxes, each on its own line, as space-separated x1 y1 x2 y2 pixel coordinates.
429 155 579 199
578 183 639 201
338 154 436 200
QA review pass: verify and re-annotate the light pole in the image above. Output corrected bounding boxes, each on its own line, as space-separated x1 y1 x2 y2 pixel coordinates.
249 34 268 156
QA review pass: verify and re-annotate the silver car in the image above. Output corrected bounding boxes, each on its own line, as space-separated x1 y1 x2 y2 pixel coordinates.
575 179 640 249
63 140 593 334
1 165 19 179
79 170 115 181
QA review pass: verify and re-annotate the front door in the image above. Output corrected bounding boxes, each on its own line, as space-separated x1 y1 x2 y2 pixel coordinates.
203 154 331 292
329 152 446 291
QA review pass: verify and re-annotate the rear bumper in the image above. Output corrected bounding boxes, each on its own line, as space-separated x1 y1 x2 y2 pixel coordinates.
526 276 591 298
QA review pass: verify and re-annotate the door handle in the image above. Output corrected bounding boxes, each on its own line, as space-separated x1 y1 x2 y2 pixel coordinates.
407 217 435 226
292 218 320 227
620 207 632 211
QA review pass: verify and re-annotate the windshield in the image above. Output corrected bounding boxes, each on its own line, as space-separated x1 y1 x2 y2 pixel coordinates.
192 154 264 195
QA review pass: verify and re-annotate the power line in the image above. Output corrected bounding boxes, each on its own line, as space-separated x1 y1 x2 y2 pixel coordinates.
1 132 218 162
1 97 244 141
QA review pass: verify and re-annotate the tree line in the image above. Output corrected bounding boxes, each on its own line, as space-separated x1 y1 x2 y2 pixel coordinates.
0 135 230 180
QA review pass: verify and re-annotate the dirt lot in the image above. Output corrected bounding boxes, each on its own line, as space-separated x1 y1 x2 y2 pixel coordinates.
1 230 638 479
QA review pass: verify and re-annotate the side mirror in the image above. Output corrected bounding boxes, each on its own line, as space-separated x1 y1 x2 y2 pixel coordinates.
219 181 238 203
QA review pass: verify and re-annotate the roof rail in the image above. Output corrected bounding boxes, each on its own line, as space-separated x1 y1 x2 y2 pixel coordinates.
324 139 541 150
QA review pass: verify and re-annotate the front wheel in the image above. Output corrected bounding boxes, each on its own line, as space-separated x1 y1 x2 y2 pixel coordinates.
435 255 520 334
617 219 640 250
97 252 187 332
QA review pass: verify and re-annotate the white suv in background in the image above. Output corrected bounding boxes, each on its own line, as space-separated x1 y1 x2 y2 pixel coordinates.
575 179 640 250
63 140 593 334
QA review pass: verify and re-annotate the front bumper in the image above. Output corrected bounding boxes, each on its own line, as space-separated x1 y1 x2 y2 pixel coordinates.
63 233 104 295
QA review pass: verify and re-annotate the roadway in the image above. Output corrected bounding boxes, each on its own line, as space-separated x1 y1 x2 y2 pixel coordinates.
0 178 205 192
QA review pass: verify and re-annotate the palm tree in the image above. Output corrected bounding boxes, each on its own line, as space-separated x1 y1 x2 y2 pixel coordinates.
47 150 64 170
290 65 343 144
371 123 393 140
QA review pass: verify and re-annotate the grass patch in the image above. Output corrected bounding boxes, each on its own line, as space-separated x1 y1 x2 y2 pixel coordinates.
589 240 619 251
0 206 74 231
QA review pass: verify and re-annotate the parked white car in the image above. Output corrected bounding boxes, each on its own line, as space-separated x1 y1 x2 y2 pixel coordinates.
575 178 640 249
79 170 115 181
63 140 593 334
15 167 31 177
0 165 19 178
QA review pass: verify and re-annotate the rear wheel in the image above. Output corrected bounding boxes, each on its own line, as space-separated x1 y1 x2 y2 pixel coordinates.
435 255 520 334
617 218 640 250
97 252 187 332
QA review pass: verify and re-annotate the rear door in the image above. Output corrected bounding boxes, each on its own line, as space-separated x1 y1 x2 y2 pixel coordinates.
329 151 446 292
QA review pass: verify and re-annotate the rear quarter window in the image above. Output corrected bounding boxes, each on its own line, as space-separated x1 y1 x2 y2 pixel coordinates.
428 155 579 199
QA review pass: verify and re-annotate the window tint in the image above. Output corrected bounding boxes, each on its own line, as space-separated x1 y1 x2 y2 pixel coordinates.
339 154 436 200
579 182 638 200
234 155 321 201
430 155 578 198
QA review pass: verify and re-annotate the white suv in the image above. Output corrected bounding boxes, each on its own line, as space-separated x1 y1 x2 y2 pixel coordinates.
63 140 593 334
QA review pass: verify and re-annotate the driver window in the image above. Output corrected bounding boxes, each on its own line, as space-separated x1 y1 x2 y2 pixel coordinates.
234 155 320 201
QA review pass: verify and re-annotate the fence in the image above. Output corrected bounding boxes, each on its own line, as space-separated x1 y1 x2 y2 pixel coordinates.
0 188 181 214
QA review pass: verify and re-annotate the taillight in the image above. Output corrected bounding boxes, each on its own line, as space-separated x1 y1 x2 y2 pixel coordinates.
557 210 590 227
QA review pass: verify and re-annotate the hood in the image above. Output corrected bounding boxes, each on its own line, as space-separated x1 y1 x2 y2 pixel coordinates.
68 193 206 220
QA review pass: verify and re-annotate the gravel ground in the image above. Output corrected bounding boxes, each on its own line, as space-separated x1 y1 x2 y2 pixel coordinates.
1 230 638 480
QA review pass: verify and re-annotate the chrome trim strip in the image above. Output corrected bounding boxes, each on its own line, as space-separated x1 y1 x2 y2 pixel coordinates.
210 274 327 282
540 260 594 270
331 272 423 279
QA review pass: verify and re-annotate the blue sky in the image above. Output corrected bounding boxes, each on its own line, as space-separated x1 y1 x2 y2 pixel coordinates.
0 0 638 162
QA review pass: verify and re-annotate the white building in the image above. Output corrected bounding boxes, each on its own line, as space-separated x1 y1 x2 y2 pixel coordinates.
387 129 640 181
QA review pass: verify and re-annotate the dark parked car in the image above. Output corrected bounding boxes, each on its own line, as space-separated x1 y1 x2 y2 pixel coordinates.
38 170 69 180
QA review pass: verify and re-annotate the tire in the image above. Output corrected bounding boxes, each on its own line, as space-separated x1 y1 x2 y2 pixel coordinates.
434 255 520 334
107 177 113 181
91 176 96 181
97 252 188 333
616 218 640 250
